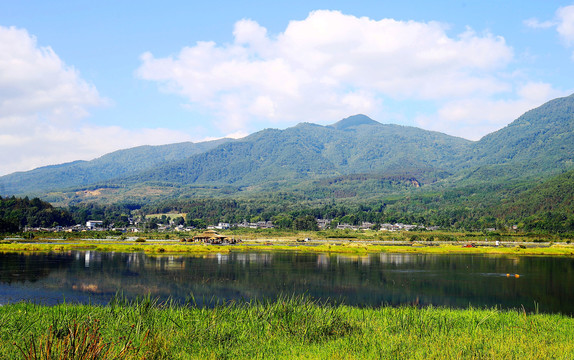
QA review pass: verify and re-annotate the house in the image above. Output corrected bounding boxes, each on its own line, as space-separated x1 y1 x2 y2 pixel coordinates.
256 221 274 229
236 220 274 229
336 223 357 230
86 220 104 230
193 230 228 244
316 219 332 229
360 222 374 230
216 223 230 230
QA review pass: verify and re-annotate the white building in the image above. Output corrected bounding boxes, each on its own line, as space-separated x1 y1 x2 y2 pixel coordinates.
86 220 104 230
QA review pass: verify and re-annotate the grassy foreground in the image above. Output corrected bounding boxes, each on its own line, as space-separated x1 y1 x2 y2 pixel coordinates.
1 296 573 359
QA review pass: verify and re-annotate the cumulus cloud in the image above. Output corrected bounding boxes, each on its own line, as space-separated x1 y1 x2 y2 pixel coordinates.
137 10 518 137
526 5 574 58
0 26 104 127
0 125 191 176
0 26 191 176
557 5 574 47
415 82 564 140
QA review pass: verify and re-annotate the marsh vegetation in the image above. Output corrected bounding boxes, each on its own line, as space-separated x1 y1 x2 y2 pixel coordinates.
1 296 573 359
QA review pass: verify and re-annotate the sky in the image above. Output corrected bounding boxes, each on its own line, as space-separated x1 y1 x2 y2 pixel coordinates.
1 1 574 176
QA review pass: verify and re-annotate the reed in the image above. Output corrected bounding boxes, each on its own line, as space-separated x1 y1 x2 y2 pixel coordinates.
1 295 573 359
2 240 574 257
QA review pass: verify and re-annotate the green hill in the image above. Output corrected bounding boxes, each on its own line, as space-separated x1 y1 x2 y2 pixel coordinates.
493 168 574 232
328 114 381 130
1 93 574 213
0 138 231 196
464 93 574 178
124 119 470 187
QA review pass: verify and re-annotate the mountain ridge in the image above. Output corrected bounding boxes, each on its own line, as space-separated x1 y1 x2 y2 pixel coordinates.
1 93 573 204
329 114 381 130
117 117 471 189
0 138 232 196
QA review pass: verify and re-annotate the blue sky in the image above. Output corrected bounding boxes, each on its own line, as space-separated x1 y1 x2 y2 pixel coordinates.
1 1 573 175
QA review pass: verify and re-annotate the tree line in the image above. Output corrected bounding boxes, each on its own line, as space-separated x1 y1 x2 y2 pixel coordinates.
0 196 73 232
2 185 574 234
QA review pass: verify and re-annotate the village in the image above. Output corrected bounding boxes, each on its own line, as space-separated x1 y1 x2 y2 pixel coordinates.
23 218 439 233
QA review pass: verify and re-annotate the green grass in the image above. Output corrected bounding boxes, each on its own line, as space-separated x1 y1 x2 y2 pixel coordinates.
2 240 574 257
0 296 573 359
14 228 573 244
145 213 187 220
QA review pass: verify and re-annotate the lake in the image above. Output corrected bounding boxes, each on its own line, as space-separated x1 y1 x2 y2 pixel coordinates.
1 250 573 315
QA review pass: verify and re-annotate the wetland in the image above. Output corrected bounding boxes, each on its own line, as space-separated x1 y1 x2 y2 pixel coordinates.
1 249 573 315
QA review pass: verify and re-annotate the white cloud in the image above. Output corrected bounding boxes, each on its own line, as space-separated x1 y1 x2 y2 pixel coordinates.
415 82 565 140
137 10 518 138
526 5 574 58
0 26 104 126
557 5 574 46
524 18 556 29
0 125 192 176
0 26 192 176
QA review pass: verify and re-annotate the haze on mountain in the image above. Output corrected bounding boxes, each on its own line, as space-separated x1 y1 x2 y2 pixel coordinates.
1 94 573 206
0 139 230 196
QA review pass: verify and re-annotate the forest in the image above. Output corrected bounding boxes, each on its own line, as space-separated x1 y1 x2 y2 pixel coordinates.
2 166 573 234
0 196 74 232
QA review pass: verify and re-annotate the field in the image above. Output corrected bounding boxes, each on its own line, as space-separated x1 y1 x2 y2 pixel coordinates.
144 213 187 220
2 236 574 257
1 296 573 359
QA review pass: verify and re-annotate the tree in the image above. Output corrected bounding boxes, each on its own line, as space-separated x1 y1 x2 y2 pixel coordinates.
148 219 159 230
293 215 319 231
0 218 18 233
188 218 207 229
272 214 293 229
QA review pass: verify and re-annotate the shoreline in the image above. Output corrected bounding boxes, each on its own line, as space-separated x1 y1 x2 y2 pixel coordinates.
2 238 574 256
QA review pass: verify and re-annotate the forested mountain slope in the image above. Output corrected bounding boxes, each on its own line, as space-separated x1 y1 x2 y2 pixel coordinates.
495 168 574 230
0 138 231 195
464 93 574 177
1 94 574 204
123 116 471 187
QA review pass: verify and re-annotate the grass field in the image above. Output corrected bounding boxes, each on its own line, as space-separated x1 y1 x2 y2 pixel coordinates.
2 238 574 257
1 296 573 359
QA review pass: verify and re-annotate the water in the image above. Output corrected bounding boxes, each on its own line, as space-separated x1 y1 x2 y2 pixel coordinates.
0 250 573 315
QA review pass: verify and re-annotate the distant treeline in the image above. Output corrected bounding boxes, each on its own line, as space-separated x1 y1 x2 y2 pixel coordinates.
0 196 73 232
2 167 574 234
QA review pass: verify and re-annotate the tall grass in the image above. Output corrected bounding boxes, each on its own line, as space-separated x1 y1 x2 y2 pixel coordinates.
2 240 574 257
13 319 146 360
1 295 573 359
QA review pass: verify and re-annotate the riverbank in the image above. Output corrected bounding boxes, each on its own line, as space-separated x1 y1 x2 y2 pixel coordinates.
1 296 572 359
1 238 574 256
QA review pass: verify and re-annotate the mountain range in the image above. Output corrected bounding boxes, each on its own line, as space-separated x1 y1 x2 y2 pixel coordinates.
1 94 574 208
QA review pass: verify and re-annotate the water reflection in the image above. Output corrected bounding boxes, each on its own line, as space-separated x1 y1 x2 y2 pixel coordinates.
0 251 573 315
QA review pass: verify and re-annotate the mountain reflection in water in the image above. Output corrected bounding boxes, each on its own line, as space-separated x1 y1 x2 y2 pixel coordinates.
0 251 573 315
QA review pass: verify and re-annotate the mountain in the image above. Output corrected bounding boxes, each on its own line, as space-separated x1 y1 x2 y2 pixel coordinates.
328 114 381 130
0 138 231 196
119 119 470 187
461 93 574 179
1 93 574 206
